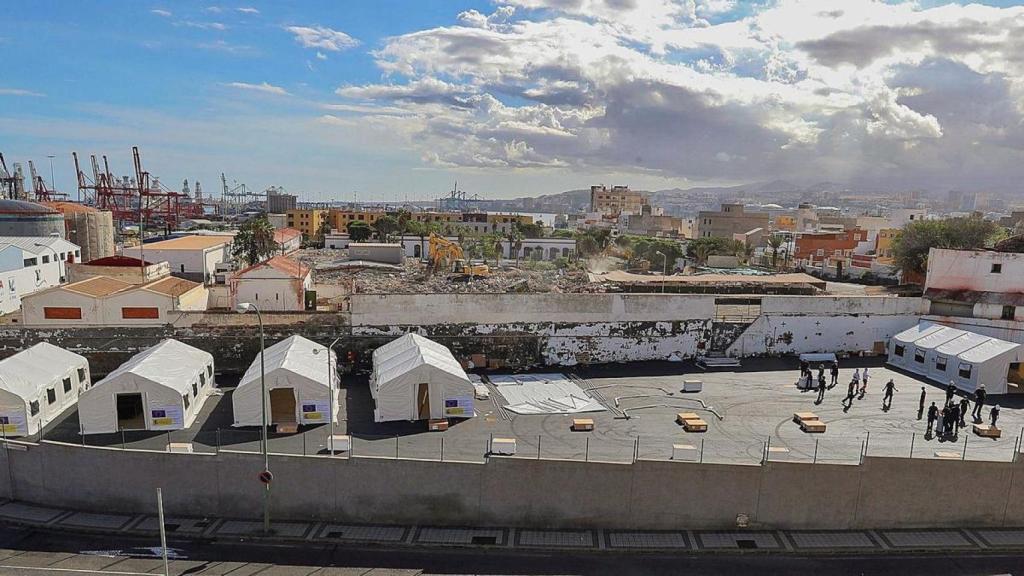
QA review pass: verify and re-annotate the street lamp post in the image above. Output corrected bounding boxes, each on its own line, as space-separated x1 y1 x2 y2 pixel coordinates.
314 337 343 453
235 302 271 534
655 250 668 294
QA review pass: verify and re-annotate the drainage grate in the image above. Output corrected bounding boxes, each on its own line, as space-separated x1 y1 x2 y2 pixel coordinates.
471 535 498 545
326 531 344 539
163 523 180 532
736 539 758 549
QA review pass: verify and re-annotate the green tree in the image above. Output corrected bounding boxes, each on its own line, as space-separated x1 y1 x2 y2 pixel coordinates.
629 237 684 269
514 221 545 238
505 227 522 265
314 219 331 248
232 216 278 266
482 232 502 266
347 220 372 242
892 217 1001 277
686 236 744 264
767 235 785 269
373 215 400 242
574 228 612 257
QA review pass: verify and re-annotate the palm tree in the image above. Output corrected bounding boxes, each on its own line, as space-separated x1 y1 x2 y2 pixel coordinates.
694 242 712 266
767 235 784 270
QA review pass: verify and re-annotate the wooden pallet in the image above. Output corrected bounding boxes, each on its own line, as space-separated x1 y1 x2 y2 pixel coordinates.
682 418 708 433
572 418 594 432
676 412 701 424
973 423 1001 438
800 419 827 433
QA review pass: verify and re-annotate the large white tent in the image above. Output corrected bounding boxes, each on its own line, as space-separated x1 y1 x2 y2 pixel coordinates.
232 335 339 428
78 339 214 434
888 322 1024 394
371 333 475 422
0 343 90 437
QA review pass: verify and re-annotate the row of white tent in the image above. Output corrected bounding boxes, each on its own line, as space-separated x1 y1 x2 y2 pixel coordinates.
0 332 475 438
888 322 1024 394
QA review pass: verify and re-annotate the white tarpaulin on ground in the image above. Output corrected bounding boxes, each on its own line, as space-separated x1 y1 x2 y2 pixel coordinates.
489 373 605 415
233 335 339 427
79 339 214 434
0 343 89 437
888 322 1024 394
371 333 475 422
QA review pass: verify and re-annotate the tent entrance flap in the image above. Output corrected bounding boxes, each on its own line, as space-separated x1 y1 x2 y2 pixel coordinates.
1009 362 1024 391
417 383 430 420
270 388 297 423
116 393 145 430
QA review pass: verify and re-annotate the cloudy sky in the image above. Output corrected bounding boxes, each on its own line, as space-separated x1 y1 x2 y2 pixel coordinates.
3 0 1024 201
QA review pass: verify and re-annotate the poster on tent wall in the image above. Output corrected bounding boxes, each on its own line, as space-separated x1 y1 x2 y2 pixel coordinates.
150 405 184 430
301 401 330 423
443 396 474 418
0 414 26 436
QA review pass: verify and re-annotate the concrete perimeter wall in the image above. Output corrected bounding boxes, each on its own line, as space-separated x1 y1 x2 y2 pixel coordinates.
1 440 1020 530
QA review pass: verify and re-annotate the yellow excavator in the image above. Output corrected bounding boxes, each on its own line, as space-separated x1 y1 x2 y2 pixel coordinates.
428 233 490 278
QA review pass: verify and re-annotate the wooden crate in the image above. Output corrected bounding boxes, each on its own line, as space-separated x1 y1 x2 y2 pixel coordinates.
676 412 701 424
167 442 193 453
682 418 708 433
800 419 827 433
973 423 1002 438
793 411 819 424
572 418 594 431
490 437 517 455
276 422 298 434
428 418 449 432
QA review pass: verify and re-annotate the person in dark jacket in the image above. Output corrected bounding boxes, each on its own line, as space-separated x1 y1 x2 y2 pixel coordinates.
816 373 827 403
926 402 938 435
958 397 970 428
991 404 1001 427
882 379 897 408
946 382 956 406
974 384 987 421
830 361 839 387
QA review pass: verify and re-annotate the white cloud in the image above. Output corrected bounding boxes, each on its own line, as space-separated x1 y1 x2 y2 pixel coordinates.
0 88 45 97
150 8 171 17
181 20 227 30
226 81 290 96
204 6 222 13
237 7 260 14
316 51 327 61
285 25 359 52
198 40 257 55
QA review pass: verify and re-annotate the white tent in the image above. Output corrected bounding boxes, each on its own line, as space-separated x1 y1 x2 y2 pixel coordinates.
0 343 90 437
78 339 214 434
371 333 475 422
889 322 945 370
232 335 339 427
888 322 1024 394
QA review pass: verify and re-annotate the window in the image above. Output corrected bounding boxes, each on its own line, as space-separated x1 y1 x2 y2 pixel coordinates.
200 373 207 387
914 348 926 364
1002 306 1016 321
78 367 86 382
30 401 39 416
122 307 160 319
935 356 947 372
23 257 37 267
43 307 82 320
992 263 1003 274
183 394 190 410
192 382 198 397
63 377 72 393
207 364 213 377
41 255 50 264
47 388 56 404
959 363 973 379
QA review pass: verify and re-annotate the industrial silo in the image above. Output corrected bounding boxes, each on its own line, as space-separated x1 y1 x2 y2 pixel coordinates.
0 199 65 238
43 202 115 262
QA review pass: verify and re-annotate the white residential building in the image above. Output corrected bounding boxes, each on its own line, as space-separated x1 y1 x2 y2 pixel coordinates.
123 235 233 284
229 255 313 312
0 236 81 315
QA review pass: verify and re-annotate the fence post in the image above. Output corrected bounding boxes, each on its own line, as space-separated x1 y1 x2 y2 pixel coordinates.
121 430 126 450
764 436 771 464
537 435 541 460
813 438 819 464
962 433 969 461
440 437 444 462
864 431 870 458
909 433 915 459
216 428 221 454
395 434 399 459
166 431 170 452
699 438 704 464
585 437 589 462
302 432 307 456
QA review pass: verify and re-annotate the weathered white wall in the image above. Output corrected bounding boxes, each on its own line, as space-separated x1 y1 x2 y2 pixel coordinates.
926 248 1024 293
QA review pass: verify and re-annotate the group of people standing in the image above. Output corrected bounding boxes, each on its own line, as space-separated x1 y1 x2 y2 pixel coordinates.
802 359 897 409
924 382 1000 439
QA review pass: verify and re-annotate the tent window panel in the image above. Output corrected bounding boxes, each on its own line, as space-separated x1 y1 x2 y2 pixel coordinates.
914 349 926 364
935 356 947 372
959 363 973 379
63 377 72 393
894 344 905 357
207 365 213 378
200 373 206 387
30 401 39 416
46 388 56 404
192 382 198 398
183 394 190 410
77 367 86 383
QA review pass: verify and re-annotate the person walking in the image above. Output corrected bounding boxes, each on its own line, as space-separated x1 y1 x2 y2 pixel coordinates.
830 361 839 388
919 387 927 411
974 384 987 421
927 401 938 435
991 404 1001 428
946 381 956 406
950 403 961 434
860 367 870 395
847 375 857 402
882 378 897 408
852 368 861 388
800 358 809 379
937 407 946 438
958 397 969 428
816 372 827 403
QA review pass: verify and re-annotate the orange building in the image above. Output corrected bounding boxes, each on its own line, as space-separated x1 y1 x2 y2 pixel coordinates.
794 229 869 262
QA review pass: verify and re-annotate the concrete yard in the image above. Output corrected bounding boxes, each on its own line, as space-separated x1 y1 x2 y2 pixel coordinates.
36 358 1024 465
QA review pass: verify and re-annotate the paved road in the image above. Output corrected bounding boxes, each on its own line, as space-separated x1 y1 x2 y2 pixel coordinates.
3 526 1024 575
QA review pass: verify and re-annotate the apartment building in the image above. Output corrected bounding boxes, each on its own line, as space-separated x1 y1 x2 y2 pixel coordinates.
590 185 648 216
696 204 770 240
0 236 81 315
793 229 869 263
286 209 330 238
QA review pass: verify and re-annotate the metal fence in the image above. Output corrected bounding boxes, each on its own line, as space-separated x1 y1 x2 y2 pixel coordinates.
63 425 1024 466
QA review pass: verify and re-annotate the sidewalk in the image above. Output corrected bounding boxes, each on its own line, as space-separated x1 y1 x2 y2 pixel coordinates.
1 498 1022 556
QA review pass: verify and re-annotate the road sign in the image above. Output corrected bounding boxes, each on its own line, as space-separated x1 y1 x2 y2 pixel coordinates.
258 470 273 484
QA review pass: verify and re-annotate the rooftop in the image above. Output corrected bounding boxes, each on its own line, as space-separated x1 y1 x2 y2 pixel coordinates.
234 254 310 279
142 275 202 297
140 235 232 250
274 227 302 243
63 276 135 297
0 199 58 215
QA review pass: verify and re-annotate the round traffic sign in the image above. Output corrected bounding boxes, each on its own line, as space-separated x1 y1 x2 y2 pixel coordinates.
258 470 273 484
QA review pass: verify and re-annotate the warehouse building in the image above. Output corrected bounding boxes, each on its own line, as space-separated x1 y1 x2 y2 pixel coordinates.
232 335 339 430
123 235 232 284
0 236 81 315
78 339 214 434
0 343 90 437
